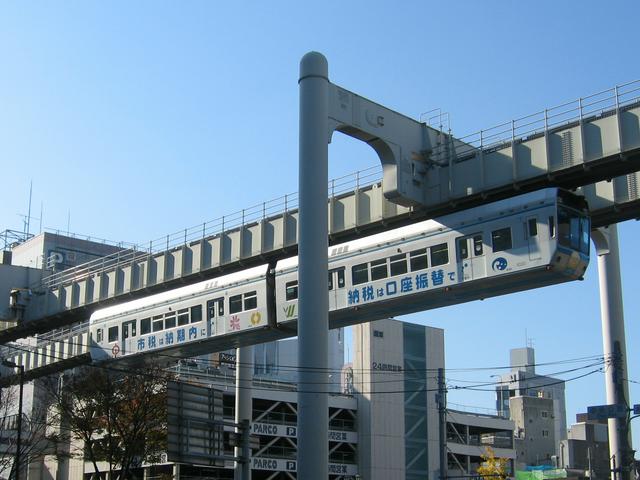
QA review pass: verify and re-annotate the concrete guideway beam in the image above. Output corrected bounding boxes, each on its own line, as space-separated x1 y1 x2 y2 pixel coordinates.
3 65 640 347
327 83 472 207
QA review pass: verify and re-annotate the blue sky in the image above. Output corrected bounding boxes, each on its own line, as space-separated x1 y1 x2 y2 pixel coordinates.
1 1 639 446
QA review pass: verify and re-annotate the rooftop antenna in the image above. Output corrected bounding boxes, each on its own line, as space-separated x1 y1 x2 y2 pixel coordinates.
66 209 71 235
39 201 43 233
26 180 32 235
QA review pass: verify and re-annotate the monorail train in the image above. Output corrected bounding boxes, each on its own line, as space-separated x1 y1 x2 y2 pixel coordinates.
89 188 590 361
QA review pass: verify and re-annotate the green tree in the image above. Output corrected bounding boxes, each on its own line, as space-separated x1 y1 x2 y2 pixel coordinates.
50 365 168 480
477 447 509 480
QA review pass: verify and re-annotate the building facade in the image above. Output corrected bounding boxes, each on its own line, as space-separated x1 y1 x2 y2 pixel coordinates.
496 347 567 458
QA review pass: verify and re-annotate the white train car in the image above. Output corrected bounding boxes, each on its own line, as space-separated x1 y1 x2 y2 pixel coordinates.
88 188 589 362
274 187 590 327
89 264 272 360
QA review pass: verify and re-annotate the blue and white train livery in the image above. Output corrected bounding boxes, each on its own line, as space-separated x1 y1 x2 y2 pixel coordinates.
89 188 590 361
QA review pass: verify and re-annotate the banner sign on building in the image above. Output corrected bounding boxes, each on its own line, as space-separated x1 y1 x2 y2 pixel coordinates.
251 422 357 443
251 457 357 476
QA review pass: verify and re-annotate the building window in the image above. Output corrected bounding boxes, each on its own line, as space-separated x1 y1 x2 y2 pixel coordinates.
541 411 549 418
373 330 384 338
542 430 549 437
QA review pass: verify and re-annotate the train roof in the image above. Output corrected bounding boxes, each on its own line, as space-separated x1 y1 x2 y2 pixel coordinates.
90 264 269 323
276 188 563 272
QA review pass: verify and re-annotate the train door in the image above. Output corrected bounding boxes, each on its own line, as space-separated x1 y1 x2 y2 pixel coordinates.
456 233 485 282
526 216 542 260
328 267 346 310
121 319 136 355
207 297 224 336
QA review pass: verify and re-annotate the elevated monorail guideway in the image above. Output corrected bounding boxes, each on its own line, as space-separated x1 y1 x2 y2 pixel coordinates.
2 79 640 345
1 188 590 383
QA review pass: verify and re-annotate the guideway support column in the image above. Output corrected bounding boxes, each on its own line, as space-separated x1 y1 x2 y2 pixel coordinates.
298 51 330 479
592 225 633 480
234 345 253 480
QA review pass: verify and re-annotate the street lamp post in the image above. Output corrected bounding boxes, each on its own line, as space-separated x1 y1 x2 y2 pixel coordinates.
2 359 24 480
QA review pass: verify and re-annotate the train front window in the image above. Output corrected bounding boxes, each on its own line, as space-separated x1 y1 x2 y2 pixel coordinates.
581 217 591 255
558 207 589 253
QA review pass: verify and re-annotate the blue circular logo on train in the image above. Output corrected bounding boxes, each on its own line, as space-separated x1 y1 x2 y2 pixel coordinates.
492 257 508 271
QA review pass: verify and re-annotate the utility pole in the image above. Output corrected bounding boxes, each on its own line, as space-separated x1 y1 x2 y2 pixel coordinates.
438 367 447 480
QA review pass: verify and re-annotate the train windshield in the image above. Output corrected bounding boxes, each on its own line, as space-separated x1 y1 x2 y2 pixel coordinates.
558 206 590 255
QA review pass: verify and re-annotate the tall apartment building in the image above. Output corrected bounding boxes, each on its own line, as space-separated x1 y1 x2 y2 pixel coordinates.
496 347 567 458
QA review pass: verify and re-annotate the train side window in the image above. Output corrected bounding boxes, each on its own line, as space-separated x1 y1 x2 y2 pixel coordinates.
528 218 538 237
286 281 298 300
175 308 189 324
328 272 333 291
108 326 118 343
244 291 257 310
549 216 556 238
352 263 369 285
492 227 512 252
141 318 151 335
229 294 242 314
457 238 469 260
390 253 407 276
96 328 103 343
409 248 428 271
473 235 483 256
152 315 164 332
191 305 202 323
165 313 176 329
430 243 449 266
370 258 388 281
